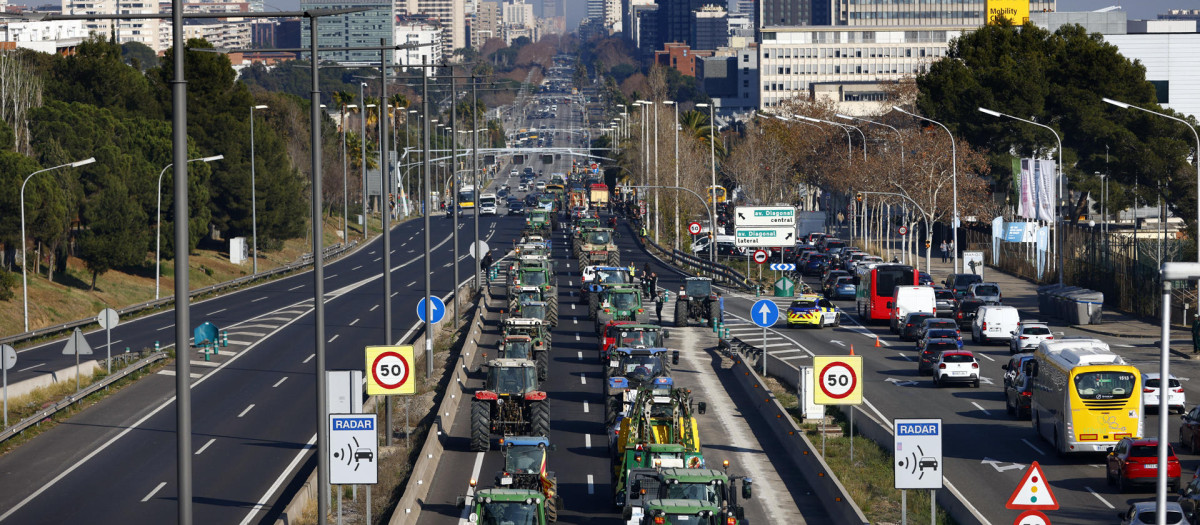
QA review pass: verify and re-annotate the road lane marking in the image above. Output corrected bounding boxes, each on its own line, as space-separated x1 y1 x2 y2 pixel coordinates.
303 353 315 364
408 281 416 287
157 370 203 378
970 402 990 416
392 292 398 297
370 305 379 312
16 364 41 372
977 352 995 362
583 401 589 413
1022 438 1046 456
288 285 304 291
570 304 575 310
350 319 359 326
456 452 487 524
573 318 577 325
252 297 267 303
157 324 174 331
141 482 167 502
1086 486 1115 509
580 373 586 385
575 333 581 341
195 438 215 455
239 434 317 525
578 351 583 360
326 274 338 279
238 404 255 418
374 257 382 262
587 474 594 494
328 335 339 343
585 434 592 448
273 377 288 388
209 308 227 316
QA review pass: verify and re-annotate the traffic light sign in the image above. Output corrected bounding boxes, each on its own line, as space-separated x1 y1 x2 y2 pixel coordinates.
856 192 863 202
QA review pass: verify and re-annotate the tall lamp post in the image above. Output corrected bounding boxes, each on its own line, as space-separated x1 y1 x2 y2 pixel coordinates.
250 104 268 274
696 102 718 266
1103 97 1200 267
663 100 679 249
21 157 96 331
978 106 1061 285
155 155 224 300
894 106 959 275
359 82 368 228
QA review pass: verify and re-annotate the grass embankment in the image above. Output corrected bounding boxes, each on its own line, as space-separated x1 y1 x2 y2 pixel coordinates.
292 289 479 525
0 213 399 338
763 376 956 525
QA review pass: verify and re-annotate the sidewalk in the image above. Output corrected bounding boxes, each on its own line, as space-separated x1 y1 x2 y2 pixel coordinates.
884 247 1194 349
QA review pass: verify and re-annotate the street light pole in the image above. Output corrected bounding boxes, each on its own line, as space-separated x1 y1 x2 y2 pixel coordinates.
360 81 368 230
895 106 959 276
20 158 95 332
978 106 1060 284
697 103 718 266
155 155 223 301
664 101 679 250
472 77 482 292
250 105 267 274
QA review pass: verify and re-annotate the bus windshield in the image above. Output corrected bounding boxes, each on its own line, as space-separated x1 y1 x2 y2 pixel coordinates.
458 189 475 203
1074 371 1136 400
875 266 915 298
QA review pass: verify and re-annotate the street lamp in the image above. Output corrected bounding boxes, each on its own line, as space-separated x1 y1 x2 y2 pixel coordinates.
21 157 95 331
978 106 1061 284
343 103 356 233
156 155 224 300
250 104 268 275
1103 97 1200 267
663 100 680 250
696 103 718 266
837 113 902 163
359 82 368 229
894 106 960 275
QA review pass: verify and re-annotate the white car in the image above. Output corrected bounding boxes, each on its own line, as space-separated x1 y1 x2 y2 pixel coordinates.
1009 321 1053 354
1143 373 1186 413
933 351 980 388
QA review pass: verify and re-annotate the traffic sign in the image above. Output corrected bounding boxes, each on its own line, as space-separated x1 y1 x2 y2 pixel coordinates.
96 308 119 329
734 227 795 247
1013 510 1050 525
329 413 378 484
687 222 702 235
894 418 943 489
469 240 490 259
750 299 779 327
366 346 416 395
898 226 908 236
813 355 863 405
61 327 93 356
417 296 446 324
773 277 795 297
734 206 796 227
752 249 769 264
769 263 796 271
1006 461 1058 510
1 344 15 371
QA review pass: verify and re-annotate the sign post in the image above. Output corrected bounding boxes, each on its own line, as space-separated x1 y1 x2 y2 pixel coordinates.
750 299 779 376
687 222 702 236
366 345 416 448
61 327 93 392
97 308 119 374
894 418 944 525
814 355 864 459
1 344 15 427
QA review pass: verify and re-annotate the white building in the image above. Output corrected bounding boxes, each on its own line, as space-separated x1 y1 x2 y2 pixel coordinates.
395 19 442 75
183 20 252 50
400 0 465 61
62 0 166 52
0 20 87 53
502 0 534 28
758 25 964 112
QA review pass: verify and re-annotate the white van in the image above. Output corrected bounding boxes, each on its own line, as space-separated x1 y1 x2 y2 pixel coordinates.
972 305 1021 344
889 286 937 333
479 193 498 216
690 234 737 255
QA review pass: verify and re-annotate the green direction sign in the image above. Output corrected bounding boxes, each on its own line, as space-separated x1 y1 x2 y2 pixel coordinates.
774 277 795 297
734 227 795 247
735 206 796 227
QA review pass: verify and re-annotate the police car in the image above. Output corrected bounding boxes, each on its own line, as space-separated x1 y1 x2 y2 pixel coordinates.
786 294 840 328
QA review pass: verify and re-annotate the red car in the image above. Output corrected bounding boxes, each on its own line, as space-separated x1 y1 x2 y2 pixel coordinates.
1106 437 1181 493
599 321 637 360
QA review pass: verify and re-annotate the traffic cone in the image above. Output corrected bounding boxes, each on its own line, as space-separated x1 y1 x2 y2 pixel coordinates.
849 345 855 356
875 336 881 348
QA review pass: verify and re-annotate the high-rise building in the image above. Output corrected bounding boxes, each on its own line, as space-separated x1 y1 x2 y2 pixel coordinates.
828 0 1053 26
62 0 164 51
759 0 808 28
400 0 465 60
586 0 606 25
396 18 442 74
474 1 500 46
300 0 394 65
632 3 660 58
691 4 728 50
657 0 708 45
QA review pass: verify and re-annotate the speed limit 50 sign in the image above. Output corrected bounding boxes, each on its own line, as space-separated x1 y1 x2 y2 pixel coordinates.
365 346 416 395
813 355 863 405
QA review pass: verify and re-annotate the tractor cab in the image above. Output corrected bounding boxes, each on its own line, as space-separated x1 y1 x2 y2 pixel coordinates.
498 335 534 360
608 348 671 386
484 359 539 396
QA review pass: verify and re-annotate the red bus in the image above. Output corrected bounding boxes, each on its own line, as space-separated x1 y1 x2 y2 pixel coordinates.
855 263 919 322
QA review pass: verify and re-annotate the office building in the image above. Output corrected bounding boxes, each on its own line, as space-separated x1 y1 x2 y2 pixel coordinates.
690 4 727 50
473 1 500 46
400 0 465 60
396 18 442 72
698 44 758 113
62 0 164 51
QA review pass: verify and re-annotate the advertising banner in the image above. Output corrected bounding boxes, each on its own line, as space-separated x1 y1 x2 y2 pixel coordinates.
987 0 1030 25
1035 159 1056 222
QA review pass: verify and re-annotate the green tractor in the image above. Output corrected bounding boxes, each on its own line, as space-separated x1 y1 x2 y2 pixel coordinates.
514 299 557 328
605 351 676 426
593 285 650 333
459 486 554 525
649 467 753 524
526 209 555 234
470 359 550 451
635 499 724 525
573 228 620 266
674 277 720 328
579 265 634 306
500 318 552 380
494 436 563 522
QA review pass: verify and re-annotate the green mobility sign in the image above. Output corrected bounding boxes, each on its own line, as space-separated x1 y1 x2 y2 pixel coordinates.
735 206 796 227
734 227 795 247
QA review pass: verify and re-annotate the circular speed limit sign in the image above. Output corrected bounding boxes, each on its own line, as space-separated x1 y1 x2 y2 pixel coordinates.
688 222 702 235
813 356 863 405
898 226 908 236
365 346 416 395
753 249 769 264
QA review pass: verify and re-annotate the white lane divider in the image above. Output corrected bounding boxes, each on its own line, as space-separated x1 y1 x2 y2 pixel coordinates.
585 434 592 449
252 297 267 303
141 482 167 503
239 434 317 525
573 318 578 325
580 373 587 385
238 404 255 418
195 438 216 455
457 452 487 524
157 324 174 331
350 318 360 326
970 402 990 416
1086 486 1115 509
1021 438 1045 456
328 334 340 343
575 333 581 341
587 474 594 494
577 351 583 360
370 305 379 312
288 285 304 291
326 274 339 279
209 308 227 316
374 257 382 262
583 401 589 413
352 265 362 271
273 377 288 388
303 353 315 364
977 352 996 362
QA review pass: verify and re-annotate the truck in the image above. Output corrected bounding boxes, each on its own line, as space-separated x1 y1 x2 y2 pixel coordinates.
795 210 827 241
589 183 610 211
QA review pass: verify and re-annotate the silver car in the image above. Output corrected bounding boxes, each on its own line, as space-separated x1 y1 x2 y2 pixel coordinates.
1118 501 1187 525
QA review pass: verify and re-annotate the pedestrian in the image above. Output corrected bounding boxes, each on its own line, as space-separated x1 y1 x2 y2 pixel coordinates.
481 251 494 293
655 293 666 323
717 291 725 323
939 241 949 263
1192 315 1200 354
647 272 659 300
947 239 955 259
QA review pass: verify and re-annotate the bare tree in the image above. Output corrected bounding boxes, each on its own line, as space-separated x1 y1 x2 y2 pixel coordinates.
0 51 43 154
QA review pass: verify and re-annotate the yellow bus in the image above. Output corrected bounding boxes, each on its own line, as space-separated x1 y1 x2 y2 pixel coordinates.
1030 339 1142 455
707 186 726 204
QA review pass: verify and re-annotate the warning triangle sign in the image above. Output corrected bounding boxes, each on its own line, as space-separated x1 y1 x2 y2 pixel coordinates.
1006 461 1059 510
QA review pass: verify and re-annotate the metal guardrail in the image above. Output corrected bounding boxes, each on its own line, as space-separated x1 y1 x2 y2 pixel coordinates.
637 234 755 290
0 350 168 443
0 241 358 348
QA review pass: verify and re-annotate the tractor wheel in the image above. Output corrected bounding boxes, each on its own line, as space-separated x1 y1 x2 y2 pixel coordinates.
589 295 600 319
548 304 559 327
531 399 551 437
607 251 620 266
674 301 688 327
606 396 621 425
536 349 549 381
579 290 589 305
708 301 721 326
548 291 559 313
596 313 612 335
546 492 560 522
470 400 490 452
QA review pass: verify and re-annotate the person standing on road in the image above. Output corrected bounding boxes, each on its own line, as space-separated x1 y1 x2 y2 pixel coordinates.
481 251 495 293
939 241 949 263
717 291 725 323
655 292 666 323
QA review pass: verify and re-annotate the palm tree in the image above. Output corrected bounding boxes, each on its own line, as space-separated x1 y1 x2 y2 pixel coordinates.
331 91 356 132
363 96 381 132
680 109 727 158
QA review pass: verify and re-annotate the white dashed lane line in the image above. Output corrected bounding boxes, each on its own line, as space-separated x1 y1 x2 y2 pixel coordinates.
141 482 167 503
195 438 215 455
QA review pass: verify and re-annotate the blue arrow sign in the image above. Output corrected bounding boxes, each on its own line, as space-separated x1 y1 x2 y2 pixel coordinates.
750 299 779 328
769 263 796 271
417 296 446 324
